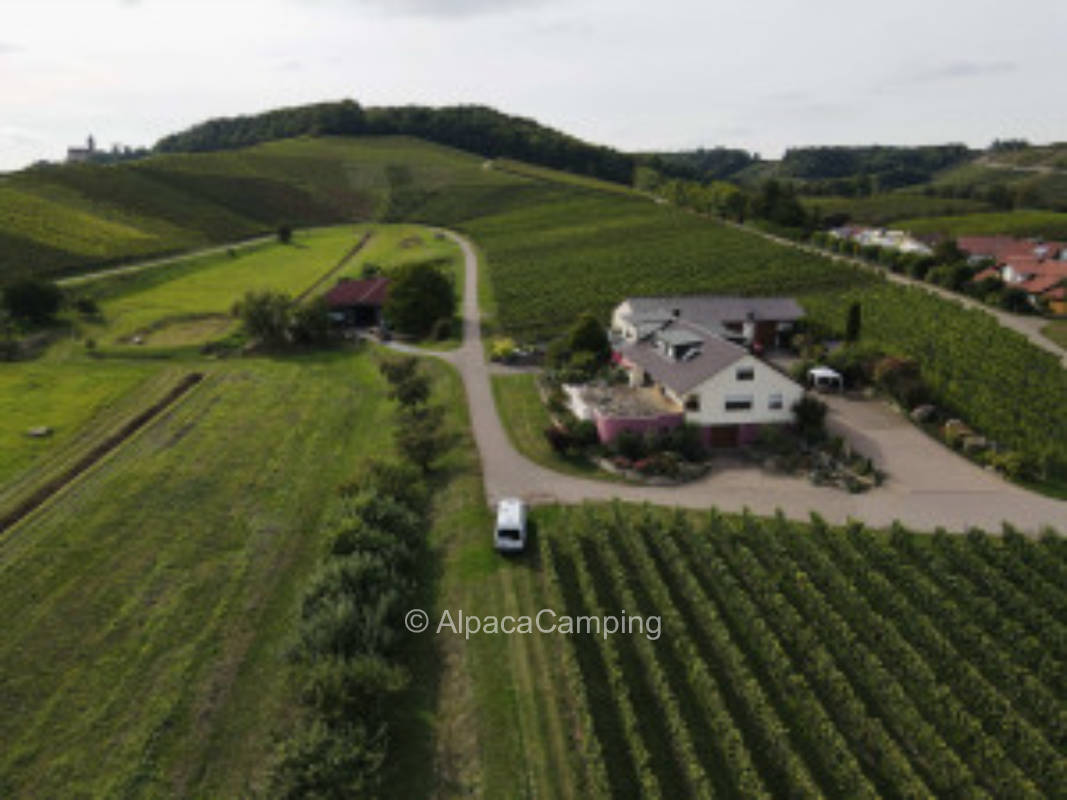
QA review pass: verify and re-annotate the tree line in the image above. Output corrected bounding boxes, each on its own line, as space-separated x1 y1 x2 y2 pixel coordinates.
154 99 636 186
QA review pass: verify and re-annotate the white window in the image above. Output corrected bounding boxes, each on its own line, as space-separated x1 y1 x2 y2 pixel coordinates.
769 393 783 410
736 366 755 381
724 394 753 412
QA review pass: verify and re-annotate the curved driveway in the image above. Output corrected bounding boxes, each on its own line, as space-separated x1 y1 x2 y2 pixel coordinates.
429 231 1066 533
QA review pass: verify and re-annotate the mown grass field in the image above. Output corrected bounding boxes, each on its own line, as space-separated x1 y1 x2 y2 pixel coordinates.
88 226 363 346
896 209 1067 239
0 360 163 488
0 352 400 798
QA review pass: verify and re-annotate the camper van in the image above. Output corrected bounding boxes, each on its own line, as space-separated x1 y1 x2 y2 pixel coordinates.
494 498 528 553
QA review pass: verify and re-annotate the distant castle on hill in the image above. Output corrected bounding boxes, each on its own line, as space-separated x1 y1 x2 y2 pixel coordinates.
65 134 149 165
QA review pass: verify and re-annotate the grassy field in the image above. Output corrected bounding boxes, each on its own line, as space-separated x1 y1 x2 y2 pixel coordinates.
0 360 165 489
0 136 527 281
896 209 1067 239
0 351 401 798
88 226 363 346
491 372 614 480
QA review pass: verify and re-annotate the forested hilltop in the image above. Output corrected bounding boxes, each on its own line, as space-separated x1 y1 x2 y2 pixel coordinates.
155 99 636 185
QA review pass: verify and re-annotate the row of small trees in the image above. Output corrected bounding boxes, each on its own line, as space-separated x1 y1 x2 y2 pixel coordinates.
270 357 445 797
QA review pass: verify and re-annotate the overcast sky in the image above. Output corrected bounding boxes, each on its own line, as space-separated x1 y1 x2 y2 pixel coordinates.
1 0 1064 171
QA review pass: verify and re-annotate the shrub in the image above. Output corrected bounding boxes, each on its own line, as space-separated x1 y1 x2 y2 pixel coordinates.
792 394 828 441
378 356 419 386
667 424 705 461
395 404 446 472
385 261 455 339
291 298 331 346
490 337 517 362
429 317 452 341
614 429 647 460
271 719 386 800
390 372 431 407
235 289 291 346
299 654 409 726
73 297 99 315
277 225 293 244
570 419 600 448
2 279 62 323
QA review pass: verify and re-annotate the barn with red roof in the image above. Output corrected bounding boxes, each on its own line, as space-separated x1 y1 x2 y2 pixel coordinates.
323 276 390 327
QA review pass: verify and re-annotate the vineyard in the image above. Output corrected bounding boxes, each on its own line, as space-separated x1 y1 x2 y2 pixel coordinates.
802 283 1067 478
896 209 1067 239
464 192 875 339
540 503 1067 800
0 136 526 280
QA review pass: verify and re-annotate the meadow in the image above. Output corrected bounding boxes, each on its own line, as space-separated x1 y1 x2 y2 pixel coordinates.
0 352 400 798
86 226 364 346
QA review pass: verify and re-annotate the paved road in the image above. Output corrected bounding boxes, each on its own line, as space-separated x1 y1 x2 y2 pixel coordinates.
727 220 1067 366
420 231 1066 533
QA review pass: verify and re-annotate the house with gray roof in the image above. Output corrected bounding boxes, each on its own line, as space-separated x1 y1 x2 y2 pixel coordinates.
605 295 805 446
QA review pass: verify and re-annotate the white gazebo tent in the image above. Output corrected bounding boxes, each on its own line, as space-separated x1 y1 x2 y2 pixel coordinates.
807 365 844 393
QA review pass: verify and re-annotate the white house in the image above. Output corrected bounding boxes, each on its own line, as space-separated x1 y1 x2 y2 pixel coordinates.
611 296 805 447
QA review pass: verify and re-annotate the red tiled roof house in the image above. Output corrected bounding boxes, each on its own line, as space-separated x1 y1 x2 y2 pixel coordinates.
323 277 390 327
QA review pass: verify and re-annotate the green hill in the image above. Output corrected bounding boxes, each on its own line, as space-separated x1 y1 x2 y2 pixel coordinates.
0 136 528 281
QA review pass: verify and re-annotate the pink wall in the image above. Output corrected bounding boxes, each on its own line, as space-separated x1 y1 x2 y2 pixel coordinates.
594 410 685 444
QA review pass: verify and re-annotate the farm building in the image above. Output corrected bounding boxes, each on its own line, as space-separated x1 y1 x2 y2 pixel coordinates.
324 276 389 327
575 295 806 447
611 295 804 352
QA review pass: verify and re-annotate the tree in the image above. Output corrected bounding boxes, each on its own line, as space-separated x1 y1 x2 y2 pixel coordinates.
390 372 431 408
394 405 446 472
235 290 291 346
845 302 862 342
567 312 610 361
792 395 827 442
291 298 331 345
384 262 454 339
2 279 62 323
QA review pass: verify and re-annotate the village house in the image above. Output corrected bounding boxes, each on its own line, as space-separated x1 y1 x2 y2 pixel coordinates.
828 225 932 256
959 236 1067 311
323 276 389 327
569 296 806 447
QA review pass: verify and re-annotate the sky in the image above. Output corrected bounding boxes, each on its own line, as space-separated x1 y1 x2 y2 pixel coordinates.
1 0 1065 171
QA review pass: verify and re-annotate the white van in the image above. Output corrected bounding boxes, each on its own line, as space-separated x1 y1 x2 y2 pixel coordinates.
494 498 528 552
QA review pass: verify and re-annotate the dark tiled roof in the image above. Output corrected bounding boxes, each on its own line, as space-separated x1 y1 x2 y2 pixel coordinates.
618 331 748 395
324 277 389 308
623 295 804 325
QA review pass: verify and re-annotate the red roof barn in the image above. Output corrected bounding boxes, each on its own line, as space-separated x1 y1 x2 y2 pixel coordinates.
324 277 389 327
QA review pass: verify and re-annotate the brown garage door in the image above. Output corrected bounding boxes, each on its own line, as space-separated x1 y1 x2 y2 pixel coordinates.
707 425 740 448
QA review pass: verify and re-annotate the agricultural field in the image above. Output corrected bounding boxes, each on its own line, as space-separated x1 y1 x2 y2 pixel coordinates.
896 209 1067 239
464 190 876 340
531 503 1067 799
0 360 164 489
923 162 1067 212
801 192 990 225
0 136 527 281
0 352 404 798
79 226 364 348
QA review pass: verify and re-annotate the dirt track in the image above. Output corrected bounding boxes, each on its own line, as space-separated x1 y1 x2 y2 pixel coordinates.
420 231 1066 533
